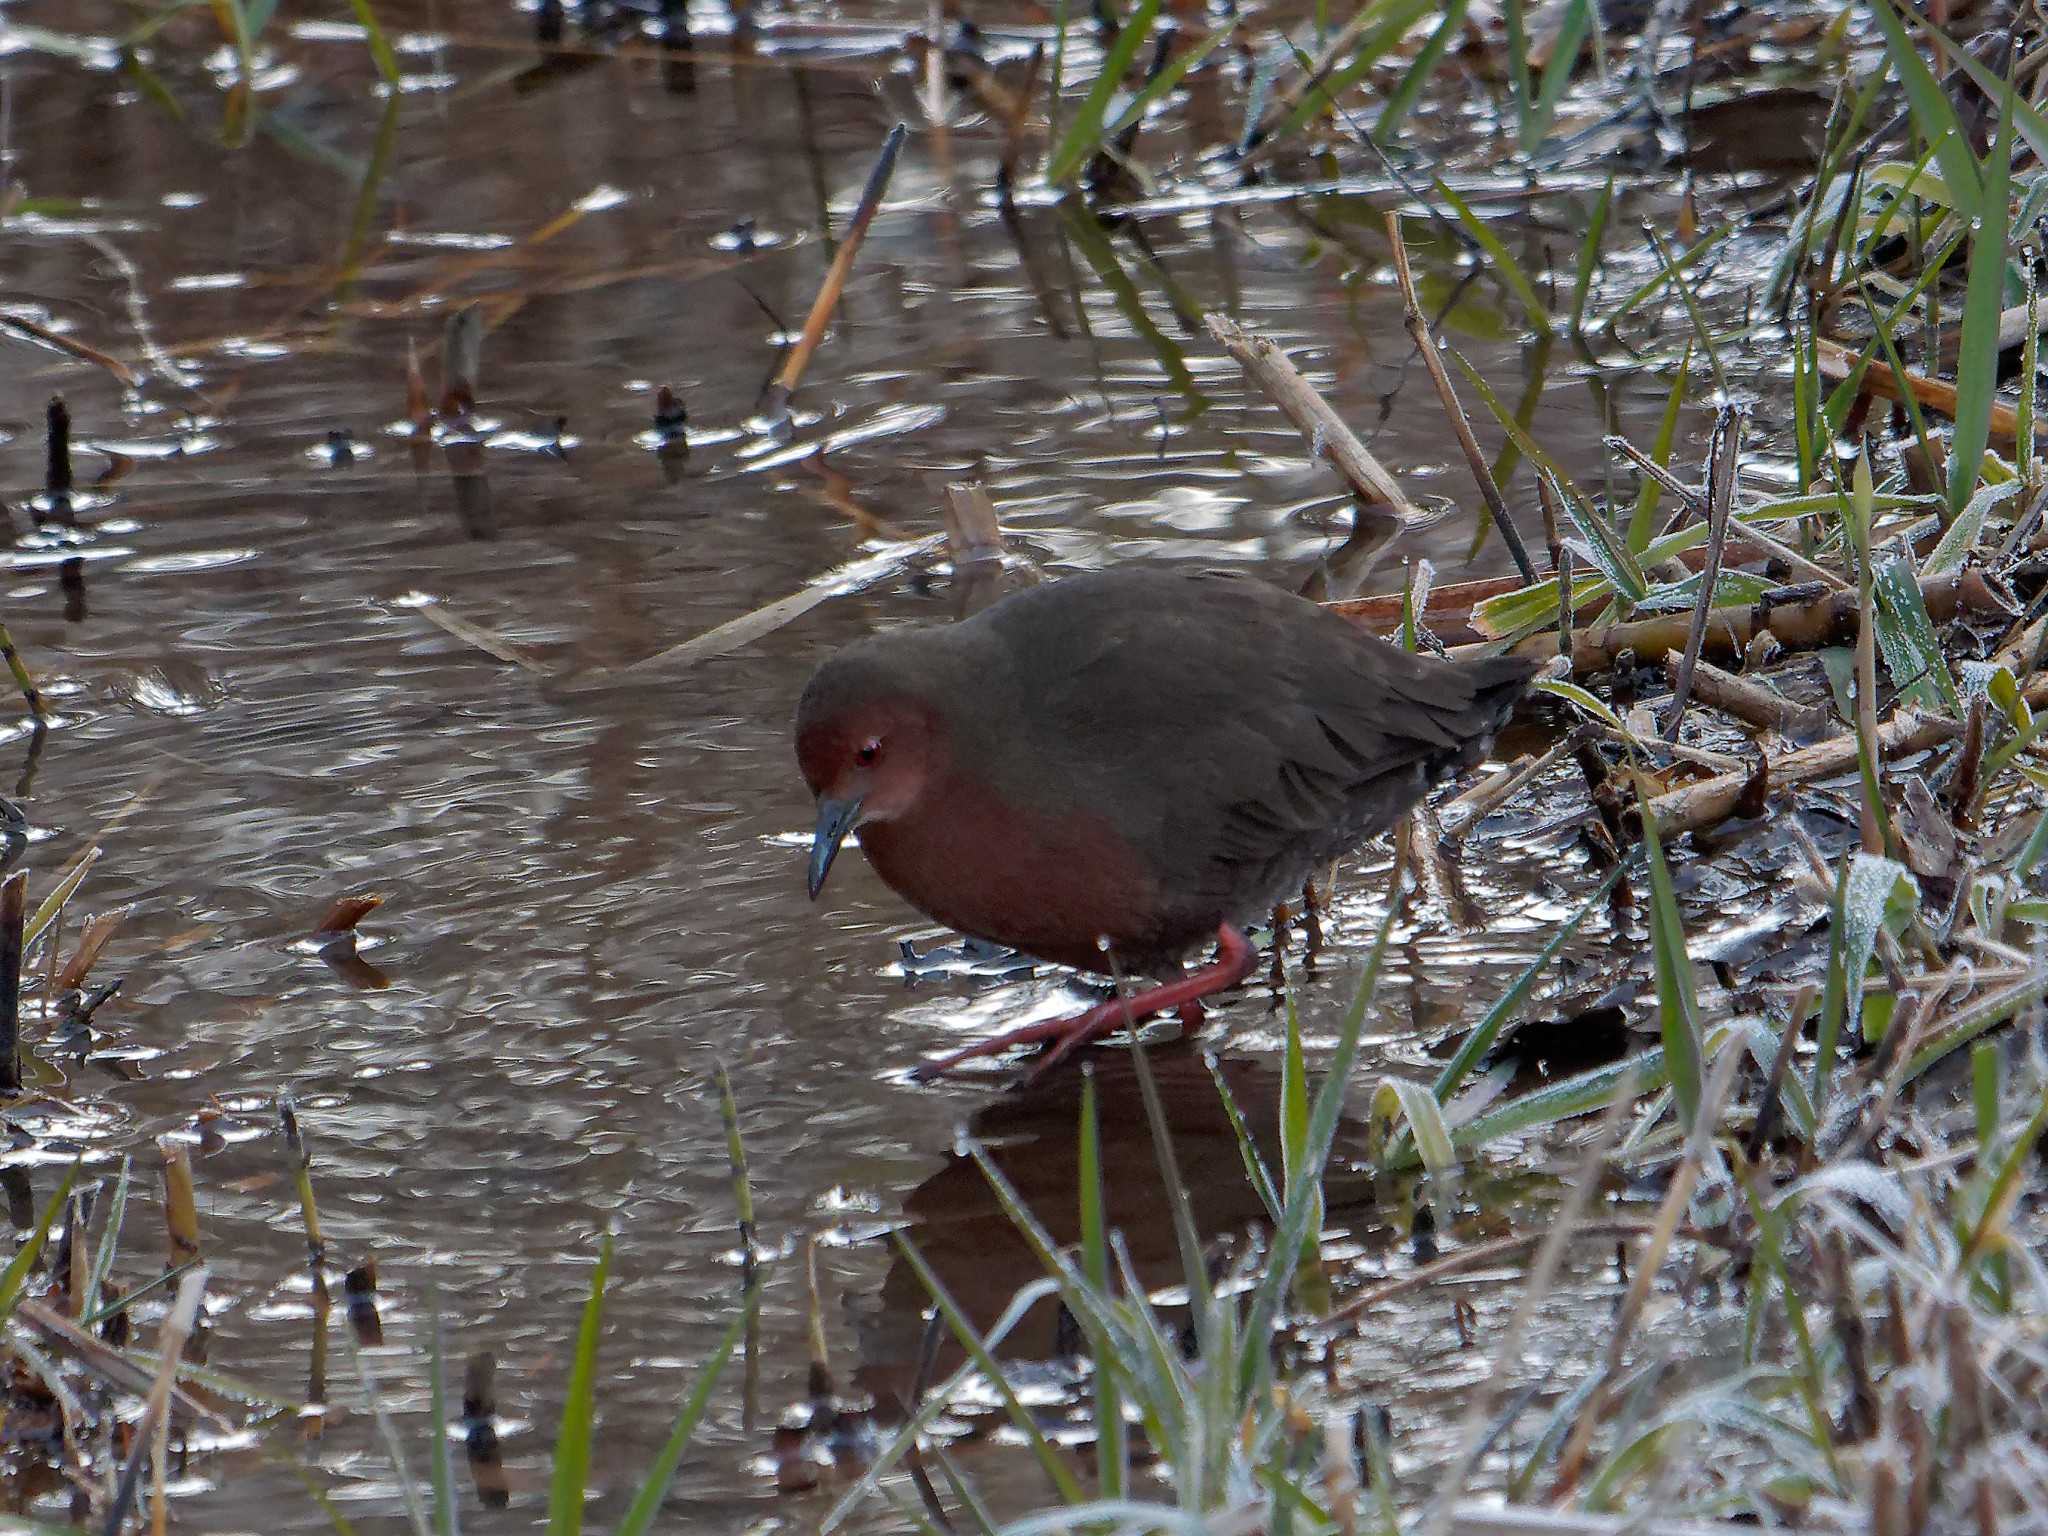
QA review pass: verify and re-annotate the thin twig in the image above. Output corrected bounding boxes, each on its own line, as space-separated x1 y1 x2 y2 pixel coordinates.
1384 213 1539 584
1664 405 1744 741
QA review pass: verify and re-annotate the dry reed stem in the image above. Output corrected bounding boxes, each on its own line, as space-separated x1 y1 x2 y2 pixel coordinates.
159 1139 201 1270
1659 654 1822 734
1638 706 1958 835
1324 1219 1673 1328
607 532 949 678
1438 732 1580 842
413 600 548 673
55 910 124 993
15 1300 227 1428
1817 336 2033 441
0 315 140 386
1501 567 2004 673
1204 313 1426 522
99 1267 208 1536
764 123 909 415
1384 213 1539 585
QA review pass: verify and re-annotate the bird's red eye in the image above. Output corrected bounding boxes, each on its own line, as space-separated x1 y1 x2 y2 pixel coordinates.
856 739 880 766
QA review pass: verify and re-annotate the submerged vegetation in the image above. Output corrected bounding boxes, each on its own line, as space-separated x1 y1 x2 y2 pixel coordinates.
3 0 2048 1531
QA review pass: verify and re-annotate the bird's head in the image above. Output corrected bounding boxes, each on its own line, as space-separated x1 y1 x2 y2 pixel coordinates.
794 644 947 899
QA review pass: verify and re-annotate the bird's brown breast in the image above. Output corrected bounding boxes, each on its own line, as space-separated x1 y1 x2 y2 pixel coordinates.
855 771 1177 974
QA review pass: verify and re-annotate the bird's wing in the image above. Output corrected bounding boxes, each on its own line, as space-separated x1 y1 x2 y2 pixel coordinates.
982 569 1525 921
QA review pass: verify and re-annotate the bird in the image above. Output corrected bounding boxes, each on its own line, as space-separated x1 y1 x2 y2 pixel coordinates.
795 565 1536 1079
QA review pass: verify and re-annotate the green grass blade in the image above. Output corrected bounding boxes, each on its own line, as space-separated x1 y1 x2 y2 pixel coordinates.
1818 860 1908 1097
1950 70 2016 519
1597 224 1731 335
1237 890 1400 1397
1453 1050 1667 1148
0 1162 79 1323
892 1233 1087 1505
1374 0 1469 143
1872 551 1963 714
1627 342 1691 553
1820 231 1963 437
1128 1036 1215 1345
820 1277 1063 1534
1504 0 1534 144
345 0 399 83
1923 480 2020 577
1527 0 1591 145
1638 796 1702 1128
1448 349 1645 602
1077 1073 1127 1500
546 1235 613 1536
1933 16 2048 166
1569 173 1615 333
1432 859 1633 1102
1103 15 1238 142
1376 1079 1455 1174
84 1157 130 1319
1436 178 1553 336
1906 971 2048 1083
27 849 98 948
1864 0 1983 213
1271 0 1440 141
1044 0 1161 185
615 1287 761 1536
1206 1057 1282 1220
2022 272 2039 481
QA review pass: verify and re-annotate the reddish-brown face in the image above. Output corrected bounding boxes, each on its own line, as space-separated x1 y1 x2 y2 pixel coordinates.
794 690 941 899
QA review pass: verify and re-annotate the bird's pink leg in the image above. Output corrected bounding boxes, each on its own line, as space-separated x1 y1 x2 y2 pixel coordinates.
909 924 1257 1083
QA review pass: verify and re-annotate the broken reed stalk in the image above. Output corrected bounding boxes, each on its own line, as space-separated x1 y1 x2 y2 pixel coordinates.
763 122 909 418
55 910 122 994
278 1097 328 1299
1662 655 1826 741
158 1139 201 1271
46 395 71 502
942 481 1019 619
1438 732 1579 842
440 304 484 415
1816 336 2034 443
1383 213 1538 585
464 1351 510 1508
1641 705 1960 835
804 1235 832 1396
1204 312 1428 522
1660 654 1820 734
1504 567 2003 674
712 1063 755 1279
0 870 22 1096
1664 406 1745 741
0 624 46 721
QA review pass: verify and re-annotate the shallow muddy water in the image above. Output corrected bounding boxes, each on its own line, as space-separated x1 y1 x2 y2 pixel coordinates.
0 2 1820 1528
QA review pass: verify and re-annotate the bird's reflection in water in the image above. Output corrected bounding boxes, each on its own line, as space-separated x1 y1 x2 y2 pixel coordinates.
852 1045 1381 1410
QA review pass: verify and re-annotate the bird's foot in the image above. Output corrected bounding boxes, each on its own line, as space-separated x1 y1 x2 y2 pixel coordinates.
908 924 1256 1084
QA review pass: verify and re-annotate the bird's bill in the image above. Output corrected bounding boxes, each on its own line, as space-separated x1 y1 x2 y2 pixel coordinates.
807 795 863 899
